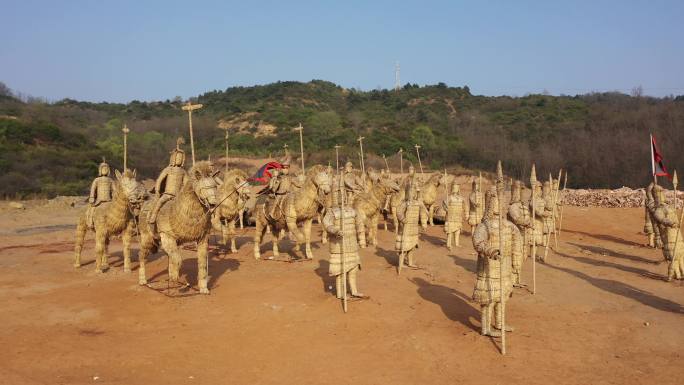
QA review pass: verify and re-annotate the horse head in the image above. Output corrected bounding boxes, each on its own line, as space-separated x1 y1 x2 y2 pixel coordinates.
115 169 147 215
224 169 251 201
377 173 401 195
189 161 219 209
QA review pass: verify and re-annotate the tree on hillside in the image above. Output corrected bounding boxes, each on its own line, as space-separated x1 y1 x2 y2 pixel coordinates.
0 82 13 98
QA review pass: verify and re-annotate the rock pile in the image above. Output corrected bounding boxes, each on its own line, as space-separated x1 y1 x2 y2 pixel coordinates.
560 187 683 208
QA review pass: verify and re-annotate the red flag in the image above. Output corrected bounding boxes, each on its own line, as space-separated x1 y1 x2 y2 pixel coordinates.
651 134 670 179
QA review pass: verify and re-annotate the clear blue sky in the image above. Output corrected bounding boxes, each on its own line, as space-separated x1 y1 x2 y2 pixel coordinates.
2 0 683 102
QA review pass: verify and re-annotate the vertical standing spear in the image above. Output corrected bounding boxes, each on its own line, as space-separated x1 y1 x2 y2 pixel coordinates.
335 146 348 313
530 164 537 295
357 136 366 175
398 148 404 174
221 127 229 175
294 123 305 173
478 172 483 224
552 169 562 249
673 170 679 215
182 101 203 166
122 124 130 171
558 171 568 239
543 173 554 261
496 160 506 355
334 145 341 172
414 144 424 174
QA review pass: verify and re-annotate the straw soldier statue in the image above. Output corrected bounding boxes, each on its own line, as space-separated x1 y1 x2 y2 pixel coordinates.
541 180 554 247
148 138 188 228
322 179 365 299
472 187 521 337
396 181 428 272
529 179 548 260
651 185 684 280
266 156 292 219
405 164 418 186
87 159 115 226
442 183 467 250
89 159 114 207
507 180 531 285
343 161 364 202
468 178 484 227
644 182 663 248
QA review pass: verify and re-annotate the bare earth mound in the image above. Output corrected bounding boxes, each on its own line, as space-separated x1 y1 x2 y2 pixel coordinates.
0 199 682 384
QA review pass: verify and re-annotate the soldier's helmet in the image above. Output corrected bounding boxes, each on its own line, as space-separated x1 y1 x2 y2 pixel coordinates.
280 155 291 174
511 180 522 202
98 159 110 176
345 161 353 171
484 186 499 217
451 183 460 194
542 180 551 195
408 164 415 174
170 137 186 167
471 178 478 191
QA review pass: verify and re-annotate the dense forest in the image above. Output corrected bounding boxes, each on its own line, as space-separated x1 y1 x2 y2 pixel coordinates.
1 80 683 198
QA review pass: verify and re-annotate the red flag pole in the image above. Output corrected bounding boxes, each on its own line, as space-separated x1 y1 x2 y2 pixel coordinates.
651 133 657 185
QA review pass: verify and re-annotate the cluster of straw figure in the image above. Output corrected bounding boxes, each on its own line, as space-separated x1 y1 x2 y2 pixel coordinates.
643 176 684 281
91 125 684 355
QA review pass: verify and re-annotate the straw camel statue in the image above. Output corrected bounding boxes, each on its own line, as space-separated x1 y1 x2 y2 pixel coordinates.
137 161 219 294
211 169 251 253
254 164 332 260
74 169 147 273
353 172 401 247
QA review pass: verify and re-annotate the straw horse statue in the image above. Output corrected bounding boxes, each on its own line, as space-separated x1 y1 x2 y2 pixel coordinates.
137 161 219 294
254 164 332 260
353 172 401 248
211 169 251 253
420 172 448 226
74 169 147 272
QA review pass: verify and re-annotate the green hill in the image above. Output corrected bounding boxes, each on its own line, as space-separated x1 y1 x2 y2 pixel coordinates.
1 80 683 197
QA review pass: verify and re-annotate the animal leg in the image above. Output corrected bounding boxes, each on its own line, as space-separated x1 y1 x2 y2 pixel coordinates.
137 232 153 285
161 234 181 282
101 236 110 270
253 217 266 260
429 204 435 226
303 219 314 260
356 211 367 248
370 214 379 246
272 227 280 259
73 213 87 268
94 230 107 273
220 219 229 246
228 220 237 253
122 220 134 272
197 235 210 294
392 206 399 234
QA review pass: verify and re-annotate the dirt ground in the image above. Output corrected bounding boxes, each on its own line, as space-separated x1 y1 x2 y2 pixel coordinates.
0 196 682 384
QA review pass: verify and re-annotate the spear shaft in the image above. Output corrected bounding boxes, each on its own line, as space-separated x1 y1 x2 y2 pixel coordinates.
335 146 347 313
496 161 506 355
558 171 568 239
